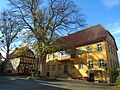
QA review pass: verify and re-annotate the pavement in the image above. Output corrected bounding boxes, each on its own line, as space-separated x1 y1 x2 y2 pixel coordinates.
0 77 120 90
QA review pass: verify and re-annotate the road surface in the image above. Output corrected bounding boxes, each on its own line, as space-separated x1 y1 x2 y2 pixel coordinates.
0 77 119 90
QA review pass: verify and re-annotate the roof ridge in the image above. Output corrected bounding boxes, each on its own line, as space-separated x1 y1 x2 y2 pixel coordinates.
67 24 103 36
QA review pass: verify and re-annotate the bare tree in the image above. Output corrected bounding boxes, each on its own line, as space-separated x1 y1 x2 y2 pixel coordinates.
8 0 86 77
0 10 23 71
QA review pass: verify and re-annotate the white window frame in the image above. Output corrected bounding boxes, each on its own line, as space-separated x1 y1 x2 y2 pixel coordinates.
97 44 102 51
99 59 105 68
87 46 92 53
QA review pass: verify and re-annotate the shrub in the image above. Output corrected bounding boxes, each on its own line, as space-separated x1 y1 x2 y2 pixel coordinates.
116 76 120 85
32 70 41 78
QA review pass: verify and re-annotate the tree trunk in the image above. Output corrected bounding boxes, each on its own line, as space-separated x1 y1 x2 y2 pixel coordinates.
39 53 47 77
4 45 10 73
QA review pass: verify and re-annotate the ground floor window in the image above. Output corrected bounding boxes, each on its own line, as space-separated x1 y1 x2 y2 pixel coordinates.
79 61 84 69
99 59 105 68
52 65 56 71
47 65 50 71
88 61 93 69
70 63 74 70
58 64 62 71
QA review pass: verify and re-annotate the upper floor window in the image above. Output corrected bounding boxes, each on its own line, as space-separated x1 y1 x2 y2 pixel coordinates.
97 44 102 51
87 46 92 53
78 48 82 54
61 51 66 55
112 60 115 68
99 59 105 68
111 47 113 54
108 44 110 53
110 59 113 68
88 61 93 69
47 65 50 71
53 53 55 59
79 62 84 69
113 49 116 56
47 54 50 60
70 62 74 70
52 65 56 71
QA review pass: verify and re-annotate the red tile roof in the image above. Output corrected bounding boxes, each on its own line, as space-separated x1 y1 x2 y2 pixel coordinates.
61 24 117 49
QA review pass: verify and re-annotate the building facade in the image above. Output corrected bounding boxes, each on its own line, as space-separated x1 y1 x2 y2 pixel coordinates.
46 24 119 83
7 46 35 76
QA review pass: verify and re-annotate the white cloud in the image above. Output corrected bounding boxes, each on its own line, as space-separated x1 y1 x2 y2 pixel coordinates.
112 30 120 34
102 0 120 8
106 22 120 35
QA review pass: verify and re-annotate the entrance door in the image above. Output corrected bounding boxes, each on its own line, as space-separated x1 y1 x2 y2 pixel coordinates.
89 73 94 82
64 65 68 73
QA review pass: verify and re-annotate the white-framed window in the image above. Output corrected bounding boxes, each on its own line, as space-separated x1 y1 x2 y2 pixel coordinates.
79 62 83 69
99 59 105 68
87 46 92 53
97 44 102 51
88 61 93 69
78 48 82 54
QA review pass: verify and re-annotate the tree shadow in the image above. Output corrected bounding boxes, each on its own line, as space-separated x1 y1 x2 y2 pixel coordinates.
0 77 69 90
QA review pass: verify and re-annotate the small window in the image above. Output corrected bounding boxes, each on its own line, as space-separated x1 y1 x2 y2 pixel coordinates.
78 48 82 54
88 61 93 69
47 65 50 71
87 46 92 53
112 60 115 68
61 51 66 55
108 44 110 53
58 64 62 71
110 59 112 68
115 51 118 57
52 65 56 71
53 53 55 59
97 44 102 51
111 47 113 54
99 59 105 68
48 54 50 60
70 63 74 70
79 62 83 69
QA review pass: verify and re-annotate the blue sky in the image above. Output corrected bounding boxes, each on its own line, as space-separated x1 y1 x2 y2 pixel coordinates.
0 0 120 62
75 0 120 62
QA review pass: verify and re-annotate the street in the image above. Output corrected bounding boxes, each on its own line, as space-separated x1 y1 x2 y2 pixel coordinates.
0 77 120 90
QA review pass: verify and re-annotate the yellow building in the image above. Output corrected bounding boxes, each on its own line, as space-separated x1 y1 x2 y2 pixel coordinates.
7 46 35 76
46 24 119 83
